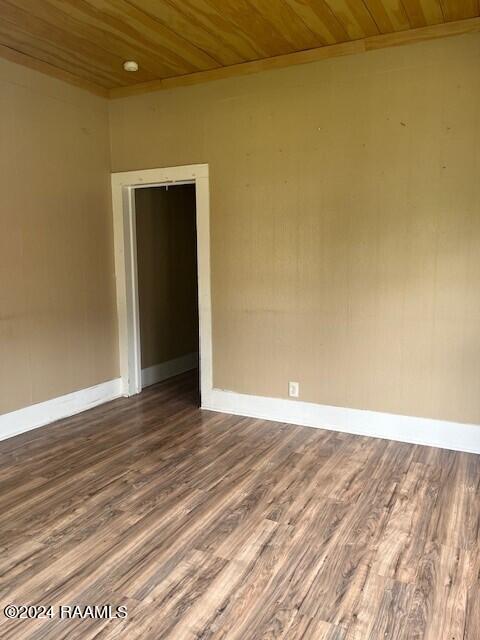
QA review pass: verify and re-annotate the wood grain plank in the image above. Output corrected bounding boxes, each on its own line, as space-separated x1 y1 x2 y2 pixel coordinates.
325 0 380 38
369 461 440 583
63 0 219 74
7 0 185 80
0 0 148 85
464 585 480 640
167 0 266 60
364 0 411 31
109 17 480 98
401 0 444 27
440 0 480 21
345 573 414 639
127 0 247 65
0 0 479 99
283 0 350 44
402 543 470 639
243 0 325 50
287 614 347 640
200 0 302 57
0 372 478 639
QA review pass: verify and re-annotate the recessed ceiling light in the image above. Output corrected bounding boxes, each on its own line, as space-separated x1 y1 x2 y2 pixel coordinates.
123 61 138 72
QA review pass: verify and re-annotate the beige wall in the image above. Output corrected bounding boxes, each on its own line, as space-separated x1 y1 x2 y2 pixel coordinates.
109 34 480 426
0 58 118 414
135 185 198 369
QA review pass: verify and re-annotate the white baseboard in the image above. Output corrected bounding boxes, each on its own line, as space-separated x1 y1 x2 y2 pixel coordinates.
141 352 198 388
0 378 123 443
3 375 478 454
202 388 480 455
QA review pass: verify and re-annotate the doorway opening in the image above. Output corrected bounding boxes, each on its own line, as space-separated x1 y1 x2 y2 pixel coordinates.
135 183 199 393
111 164 212 406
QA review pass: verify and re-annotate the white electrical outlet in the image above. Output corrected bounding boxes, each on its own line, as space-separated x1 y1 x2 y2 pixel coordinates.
288 381 299 398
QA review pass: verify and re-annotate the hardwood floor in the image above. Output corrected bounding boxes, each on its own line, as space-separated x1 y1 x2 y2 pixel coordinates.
0 372 478 639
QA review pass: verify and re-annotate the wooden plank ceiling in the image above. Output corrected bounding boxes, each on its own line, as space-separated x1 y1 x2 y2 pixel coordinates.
0 0 479 98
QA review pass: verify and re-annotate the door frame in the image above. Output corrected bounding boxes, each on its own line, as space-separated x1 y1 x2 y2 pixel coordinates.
111 164 212 402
